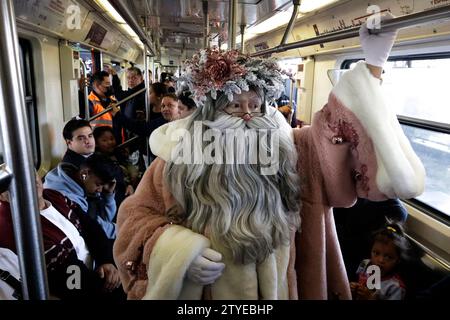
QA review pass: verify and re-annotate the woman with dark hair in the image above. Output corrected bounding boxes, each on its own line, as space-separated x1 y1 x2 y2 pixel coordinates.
177 91 197 119
44 154 117 239
149 82 169 118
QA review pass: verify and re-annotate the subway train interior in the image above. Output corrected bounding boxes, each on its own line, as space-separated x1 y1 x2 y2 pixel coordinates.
0 0 449 301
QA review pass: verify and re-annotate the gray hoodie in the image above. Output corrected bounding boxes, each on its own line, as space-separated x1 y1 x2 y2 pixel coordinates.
44 163 116 239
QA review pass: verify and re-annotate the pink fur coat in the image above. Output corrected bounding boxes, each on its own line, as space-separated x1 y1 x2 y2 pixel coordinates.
113 62 425 300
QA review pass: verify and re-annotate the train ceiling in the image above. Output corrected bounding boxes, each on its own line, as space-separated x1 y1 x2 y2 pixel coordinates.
129 0 292 63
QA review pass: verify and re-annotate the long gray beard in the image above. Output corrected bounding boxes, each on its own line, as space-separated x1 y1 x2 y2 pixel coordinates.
165 113 301 264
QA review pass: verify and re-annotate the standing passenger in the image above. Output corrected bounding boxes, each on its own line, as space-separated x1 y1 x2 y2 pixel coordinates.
110 67 145 120
111 83 170 166
160 93 180 122
177 91 197 119
88 71 115 128
113 18 425 300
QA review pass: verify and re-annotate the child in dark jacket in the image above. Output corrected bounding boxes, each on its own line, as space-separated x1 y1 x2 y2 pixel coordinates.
93 126 135 208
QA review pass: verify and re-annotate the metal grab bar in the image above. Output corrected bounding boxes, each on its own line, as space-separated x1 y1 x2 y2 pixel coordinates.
406 234 450 272
228 0 238 50
144 52 151 167
251 5 450 57
203 0 210 48
280 0 300 46
88 86 147 122
0 0 48 299
80 59 90 121
115 136 140 150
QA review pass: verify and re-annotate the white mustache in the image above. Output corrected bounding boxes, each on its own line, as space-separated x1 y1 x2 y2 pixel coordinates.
202 112 279 131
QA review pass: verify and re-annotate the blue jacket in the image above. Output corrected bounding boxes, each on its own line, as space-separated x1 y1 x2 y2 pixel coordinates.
44 163 116 239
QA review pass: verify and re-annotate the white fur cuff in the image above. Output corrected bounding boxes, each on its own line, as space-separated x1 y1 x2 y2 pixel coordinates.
332 61 425 199
142 225 210 300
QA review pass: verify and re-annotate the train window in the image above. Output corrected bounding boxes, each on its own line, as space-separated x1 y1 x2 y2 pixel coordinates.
343 55 450 223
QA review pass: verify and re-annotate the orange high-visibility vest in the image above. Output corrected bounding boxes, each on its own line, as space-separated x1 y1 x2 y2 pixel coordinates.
88 91 113 128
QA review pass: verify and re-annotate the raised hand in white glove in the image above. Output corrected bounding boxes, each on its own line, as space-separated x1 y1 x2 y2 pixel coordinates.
359 12 398 68
186 248 225 285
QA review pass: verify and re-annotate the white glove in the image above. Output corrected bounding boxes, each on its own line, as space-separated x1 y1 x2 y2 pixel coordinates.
186 248 225 285
359 13 398 68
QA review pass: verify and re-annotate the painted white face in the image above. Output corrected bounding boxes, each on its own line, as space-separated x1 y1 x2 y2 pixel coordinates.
223 90 263 121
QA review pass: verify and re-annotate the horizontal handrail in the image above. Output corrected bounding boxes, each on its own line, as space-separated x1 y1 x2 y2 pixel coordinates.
115 136 140 149
406 234 450 272
251 5 450 57
88 86 147 122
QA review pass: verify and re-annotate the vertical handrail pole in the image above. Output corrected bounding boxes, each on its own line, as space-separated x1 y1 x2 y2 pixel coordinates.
227 0 238 49
144 49 151 167
80 59 90 120
240 24 245 53
0 0 49 300
151 57 156 83
203 0 210 48
289 78 295 124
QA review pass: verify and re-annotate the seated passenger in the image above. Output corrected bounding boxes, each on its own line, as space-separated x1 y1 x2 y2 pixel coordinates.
350 221 410 300
94 126 134 208
334 198 408 279
0 247 21 300
44 154 117 239
0 174 123 299
61 119 95 168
